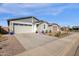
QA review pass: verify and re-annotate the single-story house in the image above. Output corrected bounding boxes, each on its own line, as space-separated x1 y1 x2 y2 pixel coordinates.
7 16 60 34
61 26 69 31
7 16 49 34
48 23 61 33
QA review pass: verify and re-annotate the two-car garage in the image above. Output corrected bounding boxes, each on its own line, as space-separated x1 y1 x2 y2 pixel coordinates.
13 23 32 33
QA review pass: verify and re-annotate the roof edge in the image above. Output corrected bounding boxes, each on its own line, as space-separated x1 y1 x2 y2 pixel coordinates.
7 16 40 22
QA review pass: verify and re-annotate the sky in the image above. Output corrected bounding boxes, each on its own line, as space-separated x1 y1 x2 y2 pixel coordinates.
0 3 79 27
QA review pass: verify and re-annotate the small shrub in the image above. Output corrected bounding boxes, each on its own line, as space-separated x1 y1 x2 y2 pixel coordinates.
49 30 52 33
36 31 38 33
45 30 48 33
54 32 61 37
0 47 2 49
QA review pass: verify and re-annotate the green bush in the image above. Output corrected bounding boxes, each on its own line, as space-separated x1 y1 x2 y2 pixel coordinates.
45 30 48 33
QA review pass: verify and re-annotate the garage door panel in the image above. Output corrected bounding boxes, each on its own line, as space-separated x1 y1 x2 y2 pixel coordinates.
14 25 32 33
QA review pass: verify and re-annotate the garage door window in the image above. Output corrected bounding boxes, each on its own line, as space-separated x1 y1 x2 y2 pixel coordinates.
13 23 32 26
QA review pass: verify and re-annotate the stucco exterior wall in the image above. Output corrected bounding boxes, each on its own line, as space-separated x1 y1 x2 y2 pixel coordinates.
9 21 14 33
33 24 37 33
37 23 49 33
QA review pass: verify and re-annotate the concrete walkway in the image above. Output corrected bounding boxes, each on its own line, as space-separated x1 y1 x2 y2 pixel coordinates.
16 33 79 56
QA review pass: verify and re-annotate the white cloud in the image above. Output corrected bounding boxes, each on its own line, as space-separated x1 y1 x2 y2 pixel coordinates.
0 4 33 16
0 3 78 18
49 4 78 16
18 3 51 8
0 3 63 17
0 3 50 17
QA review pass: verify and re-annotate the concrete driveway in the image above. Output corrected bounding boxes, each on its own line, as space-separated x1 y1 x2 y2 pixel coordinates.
15 33 58 51
15 33 79 56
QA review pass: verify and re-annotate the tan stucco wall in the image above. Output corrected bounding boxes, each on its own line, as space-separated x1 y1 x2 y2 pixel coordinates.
48 25 60 32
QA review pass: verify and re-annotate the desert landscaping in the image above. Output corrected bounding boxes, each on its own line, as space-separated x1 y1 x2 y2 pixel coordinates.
0 34 25 56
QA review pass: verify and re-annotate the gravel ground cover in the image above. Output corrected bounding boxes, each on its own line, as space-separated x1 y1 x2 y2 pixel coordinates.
0 35 25 56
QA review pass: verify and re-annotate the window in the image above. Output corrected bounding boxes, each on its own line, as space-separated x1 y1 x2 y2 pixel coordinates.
53 26 57 31
44 24 45 29
36 24 39 27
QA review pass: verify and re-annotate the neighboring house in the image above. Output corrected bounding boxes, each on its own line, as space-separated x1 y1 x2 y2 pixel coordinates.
72 26 79 30
48 23 61 33
36 20 49 33
61 26 69 33
7 16 49 34
61 26 69 31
